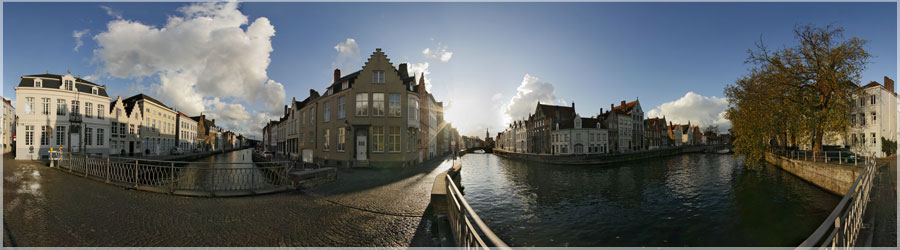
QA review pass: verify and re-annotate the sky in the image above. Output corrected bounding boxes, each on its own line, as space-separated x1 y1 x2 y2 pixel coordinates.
3 2 897 139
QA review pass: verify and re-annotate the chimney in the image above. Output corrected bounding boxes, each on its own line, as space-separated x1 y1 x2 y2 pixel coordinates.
571 102 575 110
600 108 603 114
621 100 626 107
885 76 895 93
610 104 614 110
284 105 288 114
399 63 408 78
333 69 341 83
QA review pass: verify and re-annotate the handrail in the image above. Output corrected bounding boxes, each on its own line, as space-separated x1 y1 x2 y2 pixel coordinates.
797 153 877 249
445 174 510 249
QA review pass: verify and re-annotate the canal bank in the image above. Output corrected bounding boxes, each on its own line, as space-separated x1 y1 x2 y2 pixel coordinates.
459 152 839 247
493 144 729 165
764 152 864 196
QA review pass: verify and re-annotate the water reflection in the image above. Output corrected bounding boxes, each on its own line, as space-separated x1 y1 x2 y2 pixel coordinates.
175 149 273 190
460 153 839 247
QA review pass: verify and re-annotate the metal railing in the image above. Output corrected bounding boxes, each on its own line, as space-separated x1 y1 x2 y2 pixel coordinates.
773 148 874 167
54 152 295 195
446 174 510 249
798 153 878 249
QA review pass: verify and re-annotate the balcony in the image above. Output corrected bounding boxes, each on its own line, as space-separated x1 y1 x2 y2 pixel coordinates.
69 114 83 123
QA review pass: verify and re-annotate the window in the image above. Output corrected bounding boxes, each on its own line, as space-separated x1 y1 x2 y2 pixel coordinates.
92 88 98 95
310 108 315 124
302 111 306 125
860 113 866 126
338 96 346 119
97 129 104 146
871 133 876 144
872 112 877 121
324 101 331 122
25 97 34 114
389 94 401 117
373 93 385 116
323 129 330 151
130 124 135 135
57 99 67 116
308 132 314 143
25 125 34 145
85 103 93 118
859 133 866 146
860 98 865 107
356 93 369 116
41 98 50 115
372 71 385 83
372 126 384 152
40 126 49 145
338 128 346 152
112 123 118 136
116 109 121 118
35 80 42 88
71 100 79 116
56 126 65 146
871 95 876 105
85 128 93 146
389 127 401 152
98 105 105 119
408 97 419 122
851 114 856 125
64 80 74 90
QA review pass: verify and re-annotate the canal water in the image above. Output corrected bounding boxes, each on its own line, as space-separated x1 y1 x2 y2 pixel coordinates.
458 153 840 247
174 149 274 190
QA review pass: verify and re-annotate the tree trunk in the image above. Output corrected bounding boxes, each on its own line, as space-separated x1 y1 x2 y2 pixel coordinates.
812 129 823 155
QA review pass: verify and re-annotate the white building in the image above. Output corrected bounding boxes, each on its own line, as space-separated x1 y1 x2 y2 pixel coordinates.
108 96 144 156
176 112 198 153
2 97 14 154
847 77 897 157
551 116 608 155
124 94 177 156
15 73 111 159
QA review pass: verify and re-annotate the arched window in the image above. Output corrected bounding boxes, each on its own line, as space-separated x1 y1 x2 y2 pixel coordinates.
574 144 583 153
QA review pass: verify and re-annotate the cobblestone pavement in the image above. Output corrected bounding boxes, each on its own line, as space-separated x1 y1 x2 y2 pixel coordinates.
2 153 454 247
870 157 897 247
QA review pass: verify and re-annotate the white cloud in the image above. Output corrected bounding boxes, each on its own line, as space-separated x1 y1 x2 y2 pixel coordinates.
504 74 565 124
422 43 453 62
92 1 285 138
406 62 433 92
646 92 731 131
100 5 122 19
81 74 99 82
72 29 89 52
332 38 361 73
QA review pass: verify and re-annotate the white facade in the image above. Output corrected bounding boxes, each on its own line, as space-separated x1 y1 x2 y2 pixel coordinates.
108 96 143 156
15 73 111 160
176 113 198 153
847 82 898 157
2 97 14 154
551 116 608 155
126 94 177 156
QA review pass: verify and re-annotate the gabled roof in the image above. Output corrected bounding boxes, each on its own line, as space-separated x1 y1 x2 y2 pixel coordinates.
535 103 576 121
123 94 172 111
18 73 108 97
612 100 639 115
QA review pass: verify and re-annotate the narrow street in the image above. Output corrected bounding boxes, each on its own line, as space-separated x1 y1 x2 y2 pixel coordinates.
871 157 897 247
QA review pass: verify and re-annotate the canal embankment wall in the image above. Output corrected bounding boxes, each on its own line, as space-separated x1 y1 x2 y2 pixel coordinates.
493 144 729 165
764 153 862 196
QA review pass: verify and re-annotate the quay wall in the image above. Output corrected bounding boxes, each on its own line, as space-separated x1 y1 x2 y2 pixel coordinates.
764 153 861 196
493 144 728 165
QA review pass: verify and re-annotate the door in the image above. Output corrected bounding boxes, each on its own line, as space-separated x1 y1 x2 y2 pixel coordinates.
356 135 367 161
70 134 80 152
129 141 134 156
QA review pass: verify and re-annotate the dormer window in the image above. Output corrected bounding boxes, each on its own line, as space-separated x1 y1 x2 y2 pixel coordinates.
342 81 348 90
34 79 42 87
92 87 98 95
64 80 74 90
372 71 385 83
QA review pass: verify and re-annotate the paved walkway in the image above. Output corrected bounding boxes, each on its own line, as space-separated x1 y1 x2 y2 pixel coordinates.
870 157 897 247
2 153 454 247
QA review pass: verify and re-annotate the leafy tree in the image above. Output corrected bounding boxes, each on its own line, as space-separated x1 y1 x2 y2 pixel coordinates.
882 137 896 156
725 24 870 168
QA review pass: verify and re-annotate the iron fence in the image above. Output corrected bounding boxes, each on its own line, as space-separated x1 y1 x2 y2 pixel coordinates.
797 153 877 249
54 152 295 196
773 148 874 167
445 170 510 249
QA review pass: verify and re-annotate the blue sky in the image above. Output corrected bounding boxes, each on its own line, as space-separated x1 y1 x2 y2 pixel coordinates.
3 2 896 138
